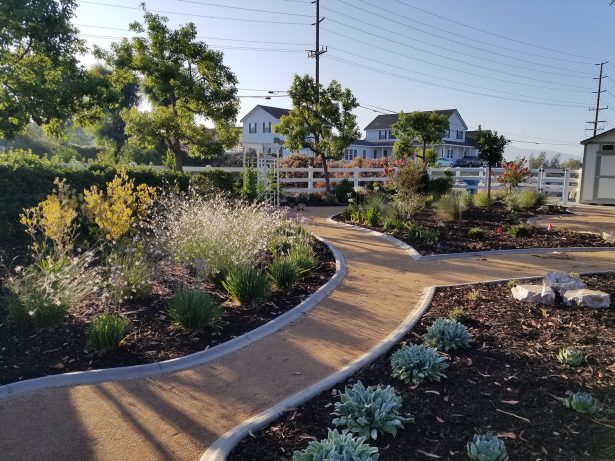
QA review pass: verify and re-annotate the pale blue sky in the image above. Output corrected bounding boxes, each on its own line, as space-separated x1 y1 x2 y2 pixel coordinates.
74 0 615 156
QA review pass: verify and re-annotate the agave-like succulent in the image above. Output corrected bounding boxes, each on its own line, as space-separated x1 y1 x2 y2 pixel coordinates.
332 381 413 440
292 429 379 461
467 433 509 461
564 391 599 415
423 318 473 351
390 344 449 385
556 347 585 366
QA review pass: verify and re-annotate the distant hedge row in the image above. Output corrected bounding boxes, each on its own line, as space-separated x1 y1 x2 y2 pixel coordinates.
0 163 239 241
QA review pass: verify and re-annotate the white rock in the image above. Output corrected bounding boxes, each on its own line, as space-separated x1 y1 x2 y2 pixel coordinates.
512 284 556 305
563 289 611 308
543 272 587 295
603 231 615 244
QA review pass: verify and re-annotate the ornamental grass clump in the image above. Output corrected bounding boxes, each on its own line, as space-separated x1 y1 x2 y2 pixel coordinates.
268 257 302 291
168 288 221 330
556 347 585 366
435 191 471 222
508 224 533 238
423 318 473 351
332 380 412 440
468 227 486 239
564 391 599 415
287 243 317 274
471 190 494 208
292 429 379 461
89 313 129 352
222 264 268 306
467 433 509 461
105 243 154 303
390 344 448 386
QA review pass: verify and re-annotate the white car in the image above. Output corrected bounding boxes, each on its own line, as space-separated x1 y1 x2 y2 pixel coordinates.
435 157 454 168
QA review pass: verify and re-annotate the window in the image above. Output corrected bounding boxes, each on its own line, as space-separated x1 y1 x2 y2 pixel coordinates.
363 150 367 159
373 149 378 158
248 122 257 134
353 149 358 158
389 130 396 140
383 149 388 158
446 129 451 138
263 122 271 133
456 130 463 140
379 130 386 140
602 144 615 151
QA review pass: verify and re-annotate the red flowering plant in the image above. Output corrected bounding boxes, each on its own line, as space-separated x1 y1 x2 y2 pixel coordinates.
497 159 530 192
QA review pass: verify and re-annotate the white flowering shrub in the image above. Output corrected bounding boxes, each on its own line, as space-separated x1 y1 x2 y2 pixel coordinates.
467 433 509 461
332 381 412 440
423 318 473 351
292 429 379 461
390 344 448 385
150 193 289 278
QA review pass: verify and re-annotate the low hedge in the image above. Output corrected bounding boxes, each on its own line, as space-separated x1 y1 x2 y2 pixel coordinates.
0 163 239 241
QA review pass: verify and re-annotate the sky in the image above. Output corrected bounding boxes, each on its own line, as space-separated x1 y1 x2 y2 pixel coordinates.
74 0 615 157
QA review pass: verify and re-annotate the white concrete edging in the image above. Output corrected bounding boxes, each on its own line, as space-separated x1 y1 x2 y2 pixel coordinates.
328 215 614 261
0 236 346 401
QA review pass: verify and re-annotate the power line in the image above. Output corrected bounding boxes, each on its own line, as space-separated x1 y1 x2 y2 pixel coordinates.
508 139 580 146
330 0 594 73
174 0 311 17
394 0 599 61
78 1 311 25
322 15 592 80
323 28 592 93
324 54 588 108
329 47 589 105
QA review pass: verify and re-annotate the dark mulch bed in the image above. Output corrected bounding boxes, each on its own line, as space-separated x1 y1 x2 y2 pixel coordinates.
335 204 609 255
0 240 336 385
230 273 615 461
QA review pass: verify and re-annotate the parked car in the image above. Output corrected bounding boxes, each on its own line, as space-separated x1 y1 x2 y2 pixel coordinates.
435 157 454 167
453 156 485 167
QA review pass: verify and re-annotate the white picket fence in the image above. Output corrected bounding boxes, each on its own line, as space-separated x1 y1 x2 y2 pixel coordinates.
184 165 581 204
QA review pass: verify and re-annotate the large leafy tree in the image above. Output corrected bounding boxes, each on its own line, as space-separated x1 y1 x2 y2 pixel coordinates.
477 128 509 201
102 9 239 171
392 111 449 163
275 74 360 193
0 0 100 137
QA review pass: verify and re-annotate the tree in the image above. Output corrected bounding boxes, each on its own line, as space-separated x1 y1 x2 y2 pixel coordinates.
0 0 100 137
102 9 239 171
562 158 582 169
477 129 510 201
528 151 561 169
392 111 449 163
275 74 360 193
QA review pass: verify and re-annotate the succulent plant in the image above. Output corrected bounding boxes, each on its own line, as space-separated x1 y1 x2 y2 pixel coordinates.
564 392 599 415
292 429 379 461
449 307 471 324
423 318 473 351
466 433 509 461
390 344 449 386
556 347 585 366
332 381 413 440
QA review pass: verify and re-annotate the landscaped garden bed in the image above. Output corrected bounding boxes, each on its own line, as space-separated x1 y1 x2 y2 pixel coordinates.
0 172 335 385
230 272 615 461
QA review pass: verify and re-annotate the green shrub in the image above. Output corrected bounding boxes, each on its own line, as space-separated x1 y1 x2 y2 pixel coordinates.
423 318 473 351
467 433 509 461
89 313 129 352
389 160 430 196
268 257 302 290
334 179 354 204
504 189 547 211
435 191 470 221
508 224 533 237
241 167 258 202
564 391 599 415
268 234 294 256
383 216 405 232
402 222 439 244
449 307 471 324
222 265 269 306
471 191 493 208
190 170 238 197
287 243 317 274
506 280 519 289
292 429 379 461
390 344 448 385
429 171 453 198
168 288 221 330
332 380 412 440
394 193 425 217
363 205 381 227
467 227 486 239
106 244 154 302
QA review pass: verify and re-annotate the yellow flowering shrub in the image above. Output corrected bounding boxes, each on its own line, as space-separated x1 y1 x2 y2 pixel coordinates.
82 170 156 241
20 178 78 252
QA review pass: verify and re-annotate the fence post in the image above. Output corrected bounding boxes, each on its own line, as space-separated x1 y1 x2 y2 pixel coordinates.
353 167 360 188
576 169 582 203
307 166 314 193
538 168 544 193
562 168 570 204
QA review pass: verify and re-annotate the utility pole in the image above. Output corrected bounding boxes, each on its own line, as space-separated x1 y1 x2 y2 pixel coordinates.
587 61 609 136
308 0 327 101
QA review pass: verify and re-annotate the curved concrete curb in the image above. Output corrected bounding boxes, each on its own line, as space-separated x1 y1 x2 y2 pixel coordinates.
328 216 614 261
199 269 614 461
200 286 436 461
0 236 346 401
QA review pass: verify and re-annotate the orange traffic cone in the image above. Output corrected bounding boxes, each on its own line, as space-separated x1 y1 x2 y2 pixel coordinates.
497 226 503 236
547 223 554 231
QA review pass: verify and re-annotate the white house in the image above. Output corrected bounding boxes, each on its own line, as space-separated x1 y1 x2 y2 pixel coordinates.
240 105 312 158
579 127 615 205
344 109 479 161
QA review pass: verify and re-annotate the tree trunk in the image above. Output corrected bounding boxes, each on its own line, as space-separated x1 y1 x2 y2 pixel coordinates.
170 138 183 172
322 154 331 194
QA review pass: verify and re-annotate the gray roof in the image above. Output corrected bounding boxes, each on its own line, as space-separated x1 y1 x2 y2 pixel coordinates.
581 127 615 144
258 105 290 119
364 110 458 131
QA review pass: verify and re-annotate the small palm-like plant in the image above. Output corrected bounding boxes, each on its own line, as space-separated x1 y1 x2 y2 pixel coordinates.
423 318 473 351
292 429 379 461
564 392 599 415
222 265 268 306
89 313 129 352
168 288 221 330
390 344 448 386
467 433 509 461
287 243 317 274
556 347 585 366
332 381 412 440
268 257 302 291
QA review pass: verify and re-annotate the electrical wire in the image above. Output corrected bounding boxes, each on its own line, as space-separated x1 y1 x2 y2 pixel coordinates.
174 0 311 17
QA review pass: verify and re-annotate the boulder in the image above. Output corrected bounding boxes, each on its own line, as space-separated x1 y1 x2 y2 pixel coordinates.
512 284 556 305
543 271 587 295
602 231 615 244
563 289 611 308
